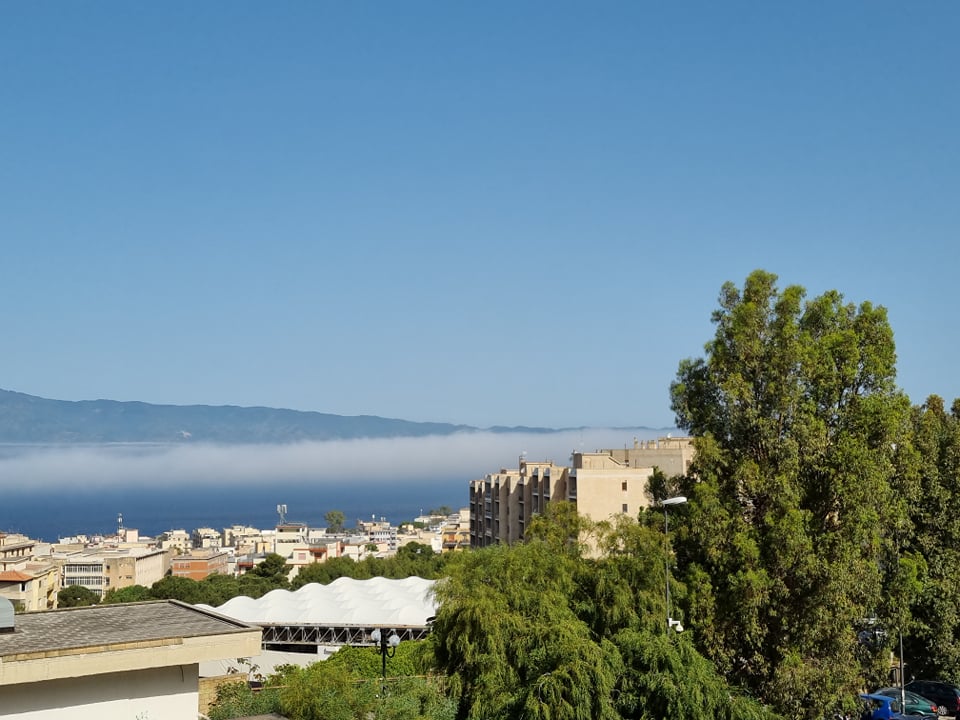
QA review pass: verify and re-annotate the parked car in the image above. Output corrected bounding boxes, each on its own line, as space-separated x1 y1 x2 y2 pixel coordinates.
906 681 960 717
873 687 939 717
860 693 906 720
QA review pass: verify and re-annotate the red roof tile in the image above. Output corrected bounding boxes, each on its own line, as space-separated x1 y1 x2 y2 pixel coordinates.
0 571 33 582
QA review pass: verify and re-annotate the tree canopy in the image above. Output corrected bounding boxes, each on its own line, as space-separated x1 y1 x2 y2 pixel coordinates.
57 585 99 607
669 270 912 717
325 509 347 533
425 502 776 720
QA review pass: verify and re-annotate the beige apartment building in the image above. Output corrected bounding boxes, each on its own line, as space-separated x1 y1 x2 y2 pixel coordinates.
470 436 694 548
53 547 170 598
0 533 59 612
223 525 271 555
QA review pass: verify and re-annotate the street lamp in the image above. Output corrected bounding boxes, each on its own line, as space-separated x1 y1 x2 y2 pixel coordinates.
660 495 687 634
370 628 400 693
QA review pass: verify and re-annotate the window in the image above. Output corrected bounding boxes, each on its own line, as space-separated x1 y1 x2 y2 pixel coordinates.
622 481 628 491
622 504 628 513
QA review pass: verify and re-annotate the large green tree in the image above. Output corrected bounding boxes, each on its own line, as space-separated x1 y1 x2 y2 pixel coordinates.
325 510 347 533
426 502 776 720
57 585 100 607
427 539 620 720
896 395 960 679
669 270 911 717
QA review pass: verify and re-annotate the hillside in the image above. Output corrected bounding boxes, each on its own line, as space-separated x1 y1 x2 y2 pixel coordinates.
0 389 487 443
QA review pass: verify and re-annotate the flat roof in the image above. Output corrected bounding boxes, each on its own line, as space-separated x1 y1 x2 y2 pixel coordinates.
0 600 262 686
0 600 253 659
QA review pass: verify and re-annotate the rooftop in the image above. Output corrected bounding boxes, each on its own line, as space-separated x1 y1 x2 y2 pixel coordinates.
0 600 262 686
0 600 253 659
0 571 34 582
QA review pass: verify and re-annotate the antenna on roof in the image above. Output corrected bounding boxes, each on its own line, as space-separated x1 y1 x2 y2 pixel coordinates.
117 512 124 536
277 504 287 525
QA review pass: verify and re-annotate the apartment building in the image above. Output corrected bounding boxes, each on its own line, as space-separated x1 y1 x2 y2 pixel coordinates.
0 533 59 611
171 549 230 581
192 527 222 549
357 517 398 553
274 522 308 559
469 436 694 547
222 525 271 555
441 508 471 551
54 547 170 598
158 529 192 553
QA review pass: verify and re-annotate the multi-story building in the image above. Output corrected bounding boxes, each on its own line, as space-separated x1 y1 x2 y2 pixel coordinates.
469 436 694 548
356 518 398 553
222 525 270 555
171 549 230 581
191 527 222 550
158 529 192 554
273 523 308 559
440 508 471 551
0 533 59 611
54 547 170 598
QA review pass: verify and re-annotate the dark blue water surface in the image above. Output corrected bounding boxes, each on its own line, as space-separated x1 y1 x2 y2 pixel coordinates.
1 480 468 541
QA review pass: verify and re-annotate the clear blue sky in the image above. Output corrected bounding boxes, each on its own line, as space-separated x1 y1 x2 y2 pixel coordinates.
1 3 957 428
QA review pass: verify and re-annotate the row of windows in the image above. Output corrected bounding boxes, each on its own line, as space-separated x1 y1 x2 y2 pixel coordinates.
65 577 103 586
64 563 103 574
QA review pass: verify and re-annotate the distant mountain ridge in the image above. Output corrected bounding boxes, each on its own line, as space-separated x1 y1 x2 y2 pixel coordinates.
0 389 580 444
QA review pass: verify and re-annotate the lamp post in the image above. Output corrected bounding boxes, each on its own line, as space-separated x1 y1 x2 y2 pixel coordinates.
660 495 687 634
370 628 400 693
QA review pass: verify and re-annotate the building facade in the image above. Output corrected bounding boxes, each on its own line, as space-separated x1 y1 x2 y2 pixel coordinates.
54 548 170 598
469 436 694 548
0 534 59 612
171 550 230 581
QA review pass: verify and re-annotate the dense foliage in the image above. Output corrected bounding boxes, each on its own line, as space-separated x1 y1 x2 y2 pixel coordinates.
208 646 454 720
291 542 449 588
100 546 449 606
669 270 913 717
898 396 960 679
425 504 777 720
101 554 289 605
57 584 100 607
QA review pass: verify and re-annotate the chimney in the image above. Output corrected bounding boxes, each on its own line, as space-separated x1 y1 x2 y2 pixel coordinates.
0 597 15 633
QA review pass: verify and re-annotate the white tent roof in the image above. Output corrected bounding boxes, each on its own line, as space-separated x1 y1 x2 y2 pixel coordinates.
201 576 437 627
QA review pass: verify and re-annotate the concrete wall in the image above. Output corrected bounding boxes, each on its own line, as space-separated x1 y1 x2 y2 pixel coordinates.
0 664 200 720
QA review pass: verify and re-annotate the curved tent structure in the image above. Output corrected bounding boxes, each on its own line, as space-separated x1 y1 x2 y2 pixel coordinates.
198 576 438 649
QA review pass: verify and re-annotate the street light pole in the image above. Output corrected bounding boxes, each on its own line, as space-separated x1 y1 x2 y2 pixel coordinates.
661 495 688 634
370 628 400 694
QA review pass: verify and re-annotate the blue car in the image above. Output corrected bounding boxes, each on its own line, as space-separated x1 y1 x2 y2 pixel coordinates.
859 693 905 720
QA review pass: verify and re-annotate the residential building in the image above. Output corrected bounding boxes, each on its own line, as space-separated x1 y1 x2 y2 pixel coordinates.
53 547 170 598
274 522 308 559
288 538 342 571
0 534 59 612
222 525 271 555
172 549 230 581
158 529 191 554
357 517 398 553
470 436 695 547
440 508 471 552
0 598 261 719
191 527 222 549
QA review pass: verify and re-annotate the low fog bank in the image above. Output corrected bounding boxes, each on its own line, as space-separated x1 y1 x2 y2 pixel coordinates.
1 428 674 491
